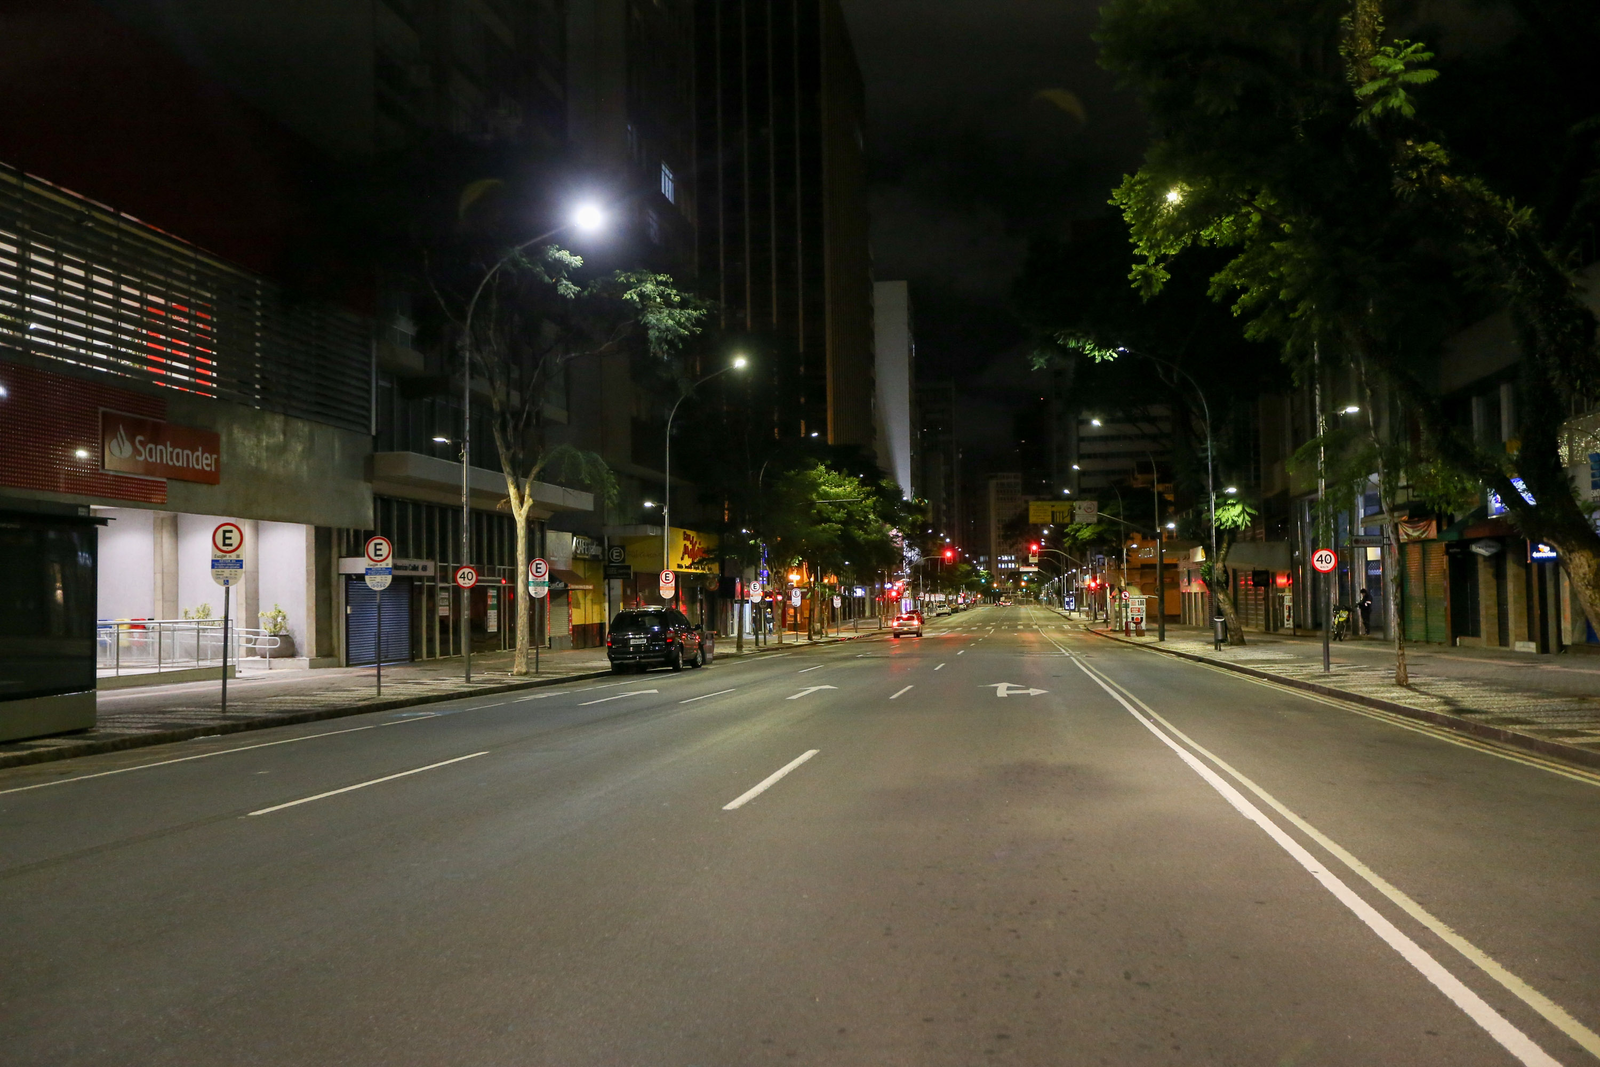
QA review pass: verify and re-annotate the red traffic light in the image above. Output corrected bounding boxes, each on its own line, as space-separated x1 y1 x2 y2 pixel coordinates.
1029 542 1040 553
942 547 955 562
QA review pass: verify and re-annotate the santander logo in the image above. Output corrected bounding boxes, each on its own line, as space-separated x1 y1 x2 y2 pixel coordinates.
99 411 221 485
108 425 134 460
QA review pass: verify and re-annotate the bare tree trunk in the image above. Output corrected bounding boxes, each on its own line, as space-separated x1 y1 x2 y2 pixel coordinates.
1356 357 1408 685
1206 540 1246 645
503 473 532 676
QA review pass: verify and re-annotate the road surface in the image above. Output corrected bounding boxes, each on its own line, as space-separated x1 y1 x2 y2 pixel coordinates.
3 604 1597 1066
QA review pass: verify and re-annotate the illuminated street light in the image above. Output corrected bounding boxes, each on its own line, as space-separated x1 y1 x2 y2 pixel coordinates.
1224 486 1238 495
1341 405 1360 414
572 202 605 233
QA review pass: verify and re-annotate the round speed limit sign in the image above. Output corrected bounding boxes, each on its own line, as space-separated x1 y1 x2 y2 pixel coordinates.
1311 548 1338 573
454 565 479 589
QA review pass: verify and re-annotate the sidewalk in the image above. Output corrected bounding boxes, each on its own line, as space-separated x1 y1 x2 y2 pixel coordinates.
0 628 888 771
1070 614 1600 769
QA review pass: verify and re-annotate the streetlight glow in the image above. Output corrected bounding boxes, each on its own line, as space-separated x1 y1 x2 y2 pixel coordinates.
1342 404 1360 414
1165 187 1183 204
1224 486 1238 495
1090 419 1102 427
732 355 748 369
572 202 605 233
431 435 450 443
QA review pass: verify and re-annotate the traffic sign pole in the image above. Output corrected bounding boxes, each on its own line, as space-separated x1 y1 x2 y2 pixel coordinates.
221 584 230 715
376 586 383 696
1312 548 1338 674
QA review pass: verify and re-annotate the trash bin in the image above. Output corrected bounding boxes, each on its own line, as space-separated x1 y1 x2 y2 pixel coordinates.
1212 614 1228 650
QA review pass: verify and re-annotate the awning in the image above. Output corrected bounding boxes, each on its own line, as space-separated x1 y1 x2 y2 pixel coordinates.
551 568 593 591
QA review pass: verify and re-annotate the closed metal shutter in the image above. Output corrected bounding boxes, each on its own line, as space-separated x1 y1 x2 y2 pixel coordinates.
346 577 412 666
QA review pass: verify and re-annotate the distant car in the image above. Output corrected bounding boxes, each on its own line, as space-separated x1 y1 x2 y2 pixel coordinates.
606 607 712 672
933 604 951 617
998 599 1012 607
891 612 923 638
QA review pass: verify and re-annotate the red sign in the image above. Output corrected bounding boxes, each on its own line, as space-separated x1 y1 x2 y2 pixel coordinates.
101 411 220 484
1311 548 1338 573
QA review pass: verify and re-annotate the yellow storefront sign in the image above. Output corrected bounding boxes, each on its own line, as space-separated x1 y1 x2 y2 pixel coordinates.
1028 501 1074 524
669 527 719 572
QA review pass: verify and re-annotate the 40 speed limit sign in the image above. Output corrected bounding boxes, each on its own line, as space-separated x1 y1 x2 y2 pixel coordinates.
1311 548 1338 573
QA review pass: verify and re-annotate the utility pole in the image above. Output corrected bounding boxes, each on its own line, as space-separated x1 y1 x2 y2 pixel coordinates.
1316 342 1331 673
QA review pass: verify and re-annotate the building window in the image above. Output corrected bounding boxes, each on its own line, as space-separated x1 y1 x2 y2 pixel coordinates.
645 210 662 246
660 162 676 204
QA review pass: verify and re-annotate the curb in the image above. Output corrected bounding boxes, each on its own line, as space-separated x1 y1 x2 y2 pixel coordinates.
0 668 616 772
1078 622 1600 773
0 627 897 773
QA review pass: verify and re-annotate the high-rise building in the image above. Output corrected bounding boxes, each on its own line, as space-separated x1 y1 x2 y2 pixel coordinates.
694 0 874 451
986 472 1024 577
873 281 915 498
916 383 959 539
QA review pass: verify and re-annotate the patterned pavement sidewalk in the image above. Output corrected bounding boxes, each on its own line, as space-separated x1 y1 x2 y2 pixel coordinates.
1069 616 1600 763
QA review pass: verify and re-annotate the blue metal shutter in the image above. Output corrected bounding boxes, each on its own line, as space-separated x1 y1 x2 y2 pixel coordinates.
346 577 412 666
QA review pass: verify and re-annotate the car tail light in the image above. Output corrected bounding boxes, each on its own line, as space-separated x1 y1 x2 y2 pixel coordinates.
665 633 675 643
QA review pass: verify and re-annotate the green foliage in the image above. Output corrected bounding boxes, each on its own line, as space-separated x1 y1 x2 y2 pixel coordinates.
257 604 289 635
763 462 909 585
1351 39 1438 123
537 444 620 512
1213 497 1258 533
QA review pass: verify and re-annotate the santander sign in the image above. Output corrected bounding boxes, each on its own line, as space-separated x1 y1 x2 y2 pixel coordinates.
100 411 221 485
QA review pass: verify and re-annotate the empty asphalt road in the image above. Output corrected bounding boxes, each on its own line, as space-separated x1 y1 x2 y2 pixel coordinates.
3 604 1597 1066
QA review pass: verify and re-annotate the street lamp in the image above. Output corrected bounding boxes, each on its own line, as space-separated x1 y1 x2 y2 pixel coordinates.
1113 344 1222 633
663 356 749 586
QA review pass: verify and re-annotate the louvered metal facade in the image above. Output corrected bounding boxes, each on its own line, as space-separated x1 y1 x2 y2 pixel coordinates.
0 164 370 434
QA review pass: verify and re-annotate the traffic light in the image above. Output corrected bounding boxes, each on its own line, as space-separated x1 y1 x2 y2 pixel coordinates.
1029 542 1040 553
942 547 955 562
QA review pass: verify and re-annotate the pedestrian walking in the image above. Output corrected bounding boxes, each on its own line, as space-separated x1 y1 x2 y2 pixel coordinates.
1357 587 1373 635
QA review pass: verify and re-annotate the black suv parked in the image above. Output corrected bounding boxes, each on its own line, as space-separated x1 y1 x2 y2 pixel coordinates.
606 607 713 672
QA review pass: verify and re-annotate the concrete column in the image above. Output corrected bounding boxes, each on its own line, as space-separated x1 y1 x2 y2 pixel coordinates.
153 511 179 619
1507 551 1532 651
241 519 260 640
305 526 340 666
1477 553 1499 647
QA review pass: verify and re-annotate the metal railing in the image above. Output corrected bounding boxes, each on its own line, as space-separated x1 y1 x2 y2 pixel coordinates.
96 619 283 676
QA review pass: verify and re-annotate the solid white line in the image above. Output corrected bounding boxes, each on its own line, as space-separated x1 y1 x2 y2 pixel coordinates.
956 650 966 655
245 751 489 817
569 681 633 693
722 749 818 810
890 685 914 700
1067 653 1564 1067
0 723 380 796
1091 664 1600 1060
578 689 659 706
680 688 737 704
934 663 945 670
798 665 823 673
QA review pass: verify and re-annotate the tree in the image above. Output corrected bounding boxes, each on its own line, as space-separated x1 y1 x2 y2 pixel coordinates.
762 462 910 638
1097 0 1600 655
429 210 705 674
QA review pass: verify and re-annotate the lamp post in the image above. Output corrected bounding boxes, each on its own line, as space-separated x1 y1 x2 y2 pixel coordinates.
663 356 748 601
451 202 607 682
1115 346 1219 633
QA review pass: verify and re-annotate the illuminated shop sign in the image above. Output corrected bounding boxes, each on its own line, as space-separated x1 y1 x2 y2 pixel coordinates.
100 410 220 484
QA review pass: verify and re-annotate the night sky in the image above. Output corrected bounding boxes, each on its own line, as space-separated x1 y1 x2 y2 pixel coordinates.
839 0 1146 462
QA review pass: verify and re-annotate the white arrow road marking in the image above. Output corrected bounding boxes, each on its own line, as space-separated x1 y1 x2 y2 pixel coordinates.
985 682 1047 698
723 750 819 810
247 752 488 817
578 689 660 706
786 685 838 700
890 685 914 700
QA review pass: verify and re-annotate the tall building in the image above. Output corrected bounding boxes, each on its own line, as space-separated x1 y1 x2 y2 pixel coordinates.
873 280 915 498
916 383 959 538
694 0 874 451
1066 407 1173 494
986 472 1024 578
